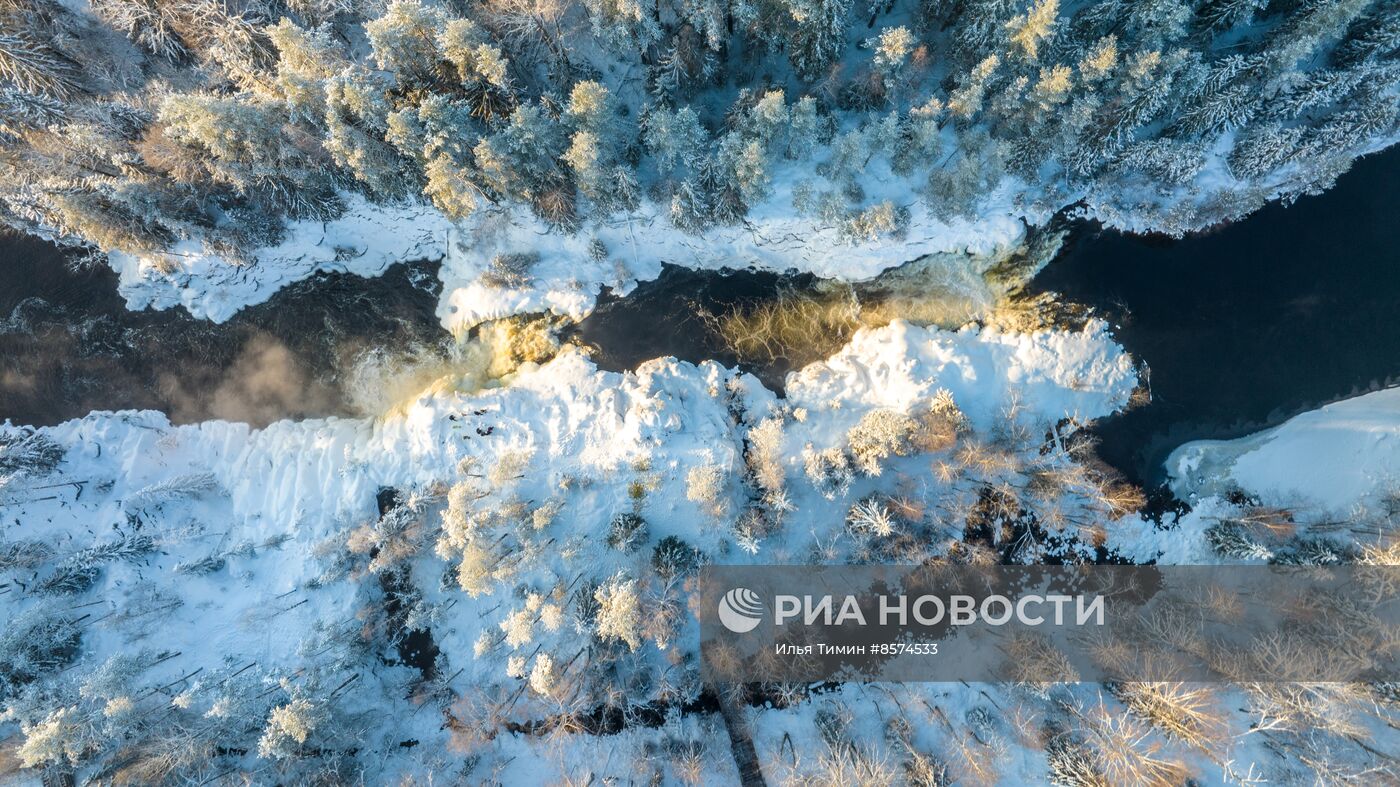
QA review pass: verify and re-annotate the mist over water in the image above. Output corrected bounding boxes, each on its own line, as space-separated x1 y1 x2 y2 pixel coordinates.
4 144 1399 470
0 235 452 428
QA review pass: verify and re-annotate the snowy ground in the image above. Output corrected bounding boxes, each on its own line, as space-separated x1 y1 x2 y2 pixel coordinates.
111 181 1032 333
0 319 1137 782
1169 386 1400 514
5 309 1399 783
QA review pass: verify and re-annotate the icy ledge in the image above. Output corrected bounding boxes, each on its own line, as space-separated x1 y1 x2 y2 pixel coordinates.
1103 386 1400 564
1168 387 1400 513
26 319 1134 534
108 188 1031 330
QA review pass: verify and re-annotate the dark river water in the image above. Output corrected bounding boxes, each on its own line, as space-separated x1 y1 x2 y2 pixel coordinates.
0 236 448 427
3 144 1399 488
1031 144 1400 486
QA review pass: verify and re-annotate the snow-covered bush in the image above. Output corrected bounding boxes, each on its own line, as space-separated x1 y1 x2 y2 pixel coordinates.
480 252 539 289
500 605 535 649
456 541 497 597
604 511 648 552
803 445 854 500
686 461 729 518
527 653 558 697
846 497 897 538
257 696 324 760
16 706 83 768
0 430 64 488
594 573 642 651
846 408 919 476
745 416 788 504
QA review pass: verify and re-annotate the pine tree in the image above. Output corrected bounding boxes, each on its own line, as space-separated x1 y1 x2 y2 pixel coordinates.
1122 0 1191 48
583 0 661 49
266 20 345 123
389 95 484 218
1268 67 1364 119
91 0 189 62
642 104 707 176
1077 35 1118 83
0 88 64 137
156 93 283 192
679 0 731 50
475 103 567 203
439 19 509 91
717 131 771 206
1227 123 1306 178
0 31 77 96
787 95 825 160
324 68 415 199
745 0 851 80
744 89 789 151
948 55 1001 120
954 0 1019 64
1336 7 1400 65
1116 137 1208 185
366 0 449 85
1006 0 1059 61
1199 0 1268 31
1176 82 1256 137
870 25 915 81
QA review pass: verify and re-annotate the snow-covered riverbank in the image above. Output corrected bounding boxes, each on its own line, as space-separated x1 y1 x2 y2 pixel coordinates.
0 319 1136 782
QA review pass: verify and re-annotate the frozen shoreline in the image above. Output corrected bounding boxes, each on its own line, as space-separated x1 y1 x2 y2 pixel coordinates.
102 133 1400 334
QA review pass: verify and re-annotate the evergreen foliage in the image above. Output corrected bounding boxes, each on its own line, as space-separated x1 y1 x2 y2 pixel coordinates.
0 0 1393 256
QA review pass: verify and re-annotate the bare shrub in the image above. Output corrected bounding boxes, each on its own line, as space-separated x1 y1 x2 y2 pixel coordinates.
804 445 854 499
1064 697 1189 787
1046 737 1108 787
1110 682 1226 754
847 497 896 538
912 389 967 453
480 252 539 289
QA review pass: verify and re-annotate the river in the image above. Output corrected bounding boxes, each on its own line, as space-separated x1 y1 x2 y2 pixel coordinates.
3 145 1399 490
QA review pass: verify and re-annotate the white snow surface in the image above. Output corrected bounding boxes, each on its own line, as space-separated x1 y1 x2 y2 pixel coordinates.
110 181 1031 330
1168 386 1400 513
1103 384 1400 566
1 320 1133 780
108 196 455 323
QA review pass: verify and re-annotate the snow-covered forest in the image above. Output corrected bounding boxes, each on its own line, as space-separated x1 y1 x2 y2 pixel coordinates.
0 0 1397 319
3 0 1400 784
